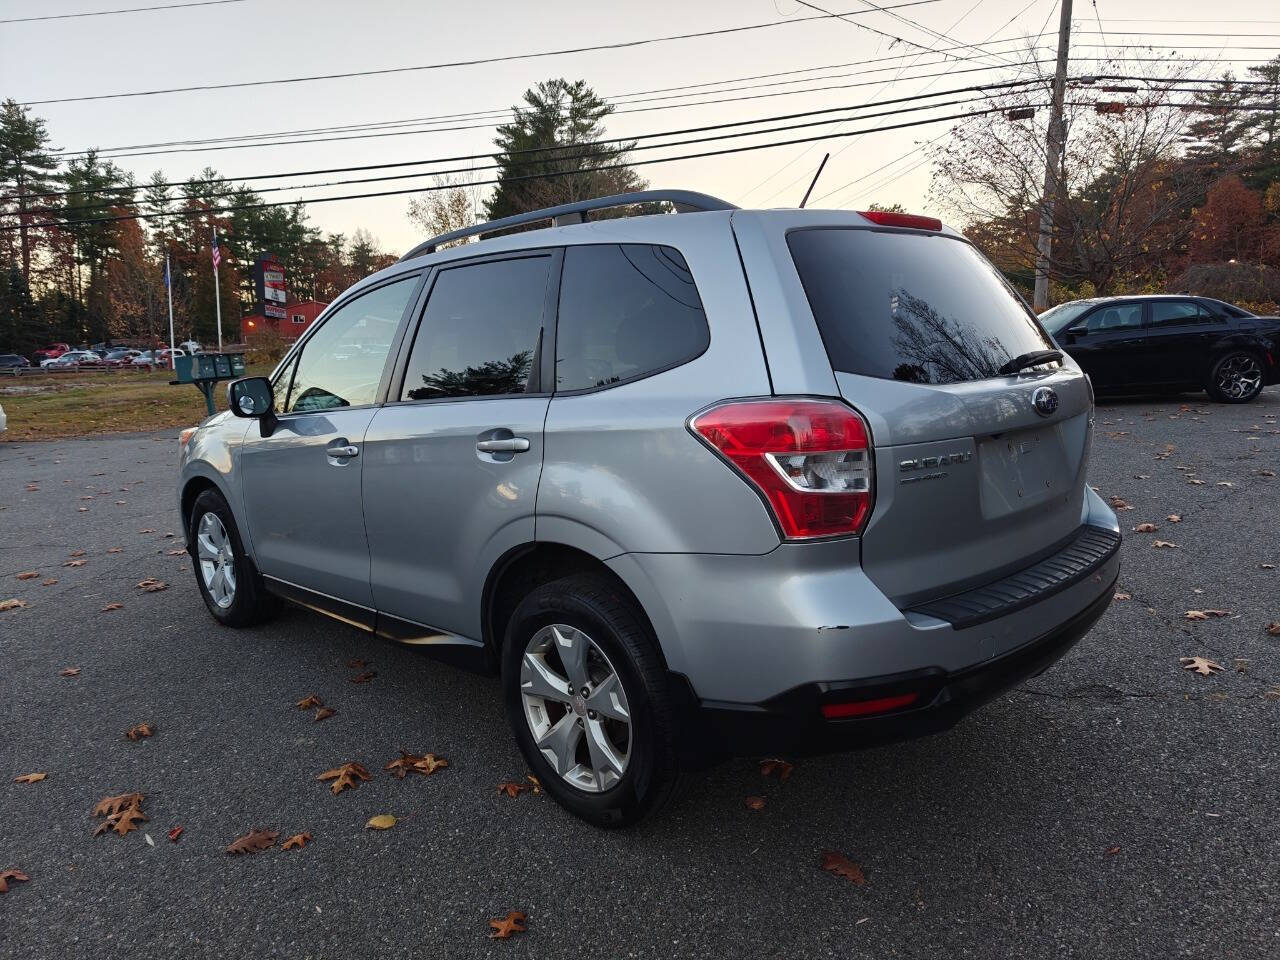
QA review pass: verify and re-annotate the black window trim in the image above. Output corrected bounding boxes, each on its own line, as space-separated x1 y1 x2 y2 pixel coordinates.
549 241 711 398
387 247 561 408
1147 297 1214 328
268 269 426 419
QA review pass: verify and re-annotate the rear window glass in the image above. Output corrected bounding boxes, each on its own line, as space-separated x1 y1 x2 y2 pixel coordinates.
788 229 1054 384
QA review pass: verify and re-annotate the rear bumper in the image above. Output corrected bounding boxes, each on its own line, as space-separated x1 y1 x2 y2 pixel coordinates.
691 574 1114 757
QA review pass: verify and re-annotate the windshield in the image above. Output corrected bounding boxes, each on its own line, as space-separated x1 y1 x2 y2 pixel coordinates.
1039 301 1096 336
788 228 1054 384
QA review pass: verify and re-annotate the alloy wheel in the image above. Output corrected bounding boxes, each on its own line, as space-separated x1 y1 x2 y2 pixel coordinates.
1216 354 1262 400
519 623 632 793
196 511 237 609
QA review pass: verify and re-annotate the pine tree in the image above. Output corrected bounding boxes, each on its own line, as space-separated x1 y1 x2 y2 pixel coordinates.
485 79 646 222
0 99 61 284
1180 74 1251 167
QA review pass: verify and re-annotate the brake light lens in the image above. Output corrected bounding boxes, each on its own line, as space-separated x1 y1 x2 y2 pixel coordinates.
690 399 873 539
856 209 942 231
821 691 919 719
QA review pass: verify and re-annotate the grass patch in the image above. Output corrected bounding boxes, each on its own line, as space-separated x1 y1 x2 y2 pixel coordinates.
0 366 272 441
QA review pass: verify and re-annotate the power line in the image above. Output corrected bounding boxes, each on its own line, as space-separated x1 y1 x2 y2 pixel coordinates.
0 104 1028 234
0 0 245 23
16 1 942 106
8 80 1047 212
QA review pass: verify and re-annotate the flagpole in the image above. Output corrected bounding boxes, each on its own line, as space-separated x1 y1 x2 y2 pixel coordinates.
212 226 223 352
165 253 176 371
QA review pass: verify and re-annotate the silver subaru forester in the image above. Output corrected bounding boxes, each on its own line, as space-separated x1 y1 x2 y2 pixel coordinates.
178 190 1120 827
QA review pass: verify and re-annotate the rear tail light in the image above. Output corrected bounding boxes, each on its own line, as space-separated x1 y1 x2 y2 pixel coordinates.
690 399 873 540
856 209 942 231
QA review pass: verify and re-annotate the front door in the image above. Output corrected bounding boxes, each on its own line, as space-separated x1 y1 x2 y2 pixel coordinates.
1059 300 1147 389
363 251 558 641
239 275 421 610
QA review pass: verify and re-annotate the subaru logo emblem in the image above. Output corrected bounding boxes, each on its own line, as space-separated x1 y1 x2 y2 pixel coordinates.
1032 386 1059 417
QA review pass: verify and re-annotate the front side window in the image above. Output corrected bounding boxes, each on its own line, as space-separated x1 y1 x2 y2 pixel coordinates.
1084 303 1143 332
555 244 709 392
285 277 417 413
1150 301 1210 327
399 255 551 401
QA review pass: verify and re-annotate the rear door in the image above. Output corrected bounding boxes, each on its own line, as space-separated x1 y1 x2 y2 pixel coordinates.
1144 299 1221 385
361 250 557 641
735 211 1094 607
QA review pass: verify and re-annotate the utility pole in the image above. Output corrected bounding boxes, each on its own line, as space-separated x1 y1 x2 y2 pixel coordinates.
1034 0 1072 312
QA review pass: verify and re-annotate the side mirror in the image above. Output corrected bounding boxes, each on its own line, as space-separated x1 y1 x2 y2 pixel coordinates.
1065 324 1088 337
228 377 278 436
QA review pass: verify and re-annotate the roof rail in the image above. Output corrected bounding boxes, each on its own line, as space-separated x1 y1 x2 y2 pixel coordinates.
399 189 737 262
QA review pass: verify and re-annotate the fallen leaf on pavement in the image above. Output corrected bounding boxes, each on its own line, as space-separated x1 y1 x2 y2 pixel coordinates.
281 832 312 850
744 795 767 810
138 529 154 534
497 781 528 798
295 694 323 709
1109 497 1132 510
488 912 527 940
1187 479 1205 485
107 547 122 553
101 603 122 612
347 658 369 669
760 758 794 782
226 829 278 855
1180 657 1223 676
526 775 541 795
349 671 376 683
136 578 168 592
63 559 85 567
1184 610 1230 620
1133 523 1158 533
1266 622 1280 637
1113 592 1132 601
1216 481 1233 487
69 550 85 557
92 793 148 837
314 707 336 722
41 579 57 586
365 814 397 830
126 722 156 741
316 762 372 795
16 571 39 580
59 667 80 676
1153 540 1178 548
168 826 183 843
14 773 46 784
0 869 30 894
820 850 866 886
0 599 26 611
1105 846 1121 856
1167 514 1182 522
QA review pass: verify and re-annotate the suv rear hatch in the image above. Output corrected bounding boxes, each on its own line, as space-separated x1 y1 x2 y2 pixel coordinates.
738 212 1094 608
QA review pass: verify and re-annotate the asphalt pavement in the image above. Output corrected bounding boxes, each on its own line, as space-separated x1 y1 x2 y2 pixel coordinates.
1 390 1278 959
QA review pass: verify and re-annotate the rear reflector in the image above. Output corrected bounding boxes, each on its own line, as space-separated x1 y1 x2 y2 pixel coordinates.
820 692 919 719
690 399 873 540
856 209 943 231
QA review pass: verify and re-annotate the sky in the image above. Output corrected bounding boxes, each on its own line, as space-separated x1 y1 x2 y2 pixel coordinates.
1 0 1275 256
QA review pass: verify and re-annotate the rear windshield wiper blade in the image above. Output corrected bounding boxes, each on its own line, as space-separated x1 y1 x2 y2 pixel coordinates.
998 349 1063 376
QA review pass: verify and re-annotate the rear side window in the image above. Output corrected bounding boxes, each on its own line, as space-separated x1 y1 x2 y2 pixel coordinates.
554 244 708 392
400 255 552 401
1150 301 1211 326
788 229 1054 384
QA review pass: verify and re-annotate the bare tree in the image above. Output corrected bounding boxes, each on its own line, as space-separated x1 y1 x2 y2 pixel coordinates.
406 175 480 248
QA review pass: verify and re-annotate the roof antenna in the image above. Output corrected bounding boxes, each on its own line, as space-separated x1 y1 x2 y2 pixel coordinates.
799 153 830 209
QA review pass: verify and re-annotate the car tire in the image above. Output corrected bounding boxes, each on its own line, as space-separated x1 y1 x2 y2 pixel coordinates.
187 488 278 627
1206 350 1265 403
501 573 687 828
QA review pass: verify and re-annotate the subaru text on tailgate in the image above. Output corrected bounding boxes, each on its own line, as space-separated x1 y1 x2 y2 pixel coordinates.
177 191 1119 827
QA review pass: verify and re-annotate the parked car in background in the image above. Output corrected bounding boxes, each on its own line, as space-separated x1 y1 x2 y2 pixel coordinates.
1040 295 1280 403
179 340 202 354
179 191 1120 827
32 343 71 364
131 351 156 367
45 350 101 368
103 348 143 367
0 353 30 369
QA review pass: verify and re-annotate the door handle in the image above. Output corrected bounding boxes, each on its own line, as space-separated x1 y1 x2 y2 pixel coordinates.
476 437 530 453
328 444 359 458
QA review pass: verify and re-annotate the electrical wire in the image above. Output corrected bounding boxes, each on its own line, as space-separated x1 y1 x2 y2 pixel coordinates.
0 0 245 24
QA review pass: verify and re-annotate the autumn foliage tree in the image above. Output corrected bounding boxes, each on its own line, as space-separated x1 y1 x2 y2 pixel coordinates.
1190 175 1267 263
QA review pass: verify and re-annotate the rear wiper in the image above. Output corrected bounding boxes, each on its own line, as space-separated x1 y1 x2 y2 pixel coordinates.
998 349 1063 376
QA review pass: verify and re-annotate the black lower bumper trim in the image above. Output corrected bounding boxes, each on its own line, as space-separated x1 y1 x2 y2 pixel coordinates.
691 573 1116 759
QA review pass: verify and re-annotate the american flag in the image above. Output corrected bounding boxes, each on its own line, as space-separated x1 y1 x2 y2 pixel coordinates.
211 228 221 269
